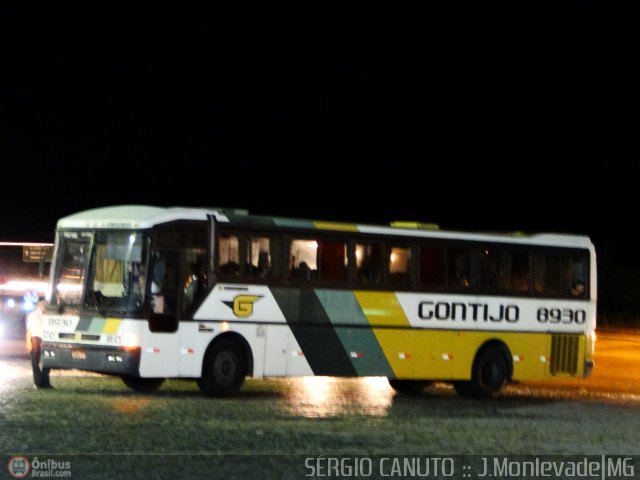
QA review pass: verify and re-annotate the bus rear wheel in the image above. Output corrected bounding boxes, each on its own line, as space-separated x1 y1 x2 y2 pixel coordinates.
197 339 247 396
122 376 165 392
454 347 508 398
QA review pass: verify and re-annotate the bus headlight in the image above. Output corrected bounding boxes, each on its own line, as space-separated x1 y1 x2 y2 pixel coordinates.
121 332 139 348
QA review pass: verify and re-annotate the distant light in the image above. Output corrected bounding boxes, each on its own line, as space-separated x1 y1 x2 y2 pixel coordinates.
0 280 48 294
129 234 136 244
23 300 34 311
6 298 15 308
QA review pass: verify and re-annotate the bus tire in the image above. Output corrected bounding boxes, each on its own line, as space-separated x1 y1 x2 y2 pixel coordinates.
388 379 432 395
122 376 165 392
460 347 509 398
197 339 246 396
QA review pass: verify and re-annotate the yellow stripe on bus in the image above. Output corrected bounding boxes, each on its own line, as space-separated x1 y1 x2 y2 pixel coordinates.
312 221 359 232
102 318 121 334
353 291 410 327
354 291 413 377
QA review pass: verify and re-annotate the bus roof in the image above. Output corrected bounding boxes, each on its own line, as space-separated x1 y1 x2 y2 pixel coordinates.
57 205 593 249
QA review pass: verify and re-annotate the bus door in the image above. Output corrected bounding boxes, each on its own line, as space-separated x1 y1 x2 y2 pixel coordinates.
147 224 209 377
142 249 181 377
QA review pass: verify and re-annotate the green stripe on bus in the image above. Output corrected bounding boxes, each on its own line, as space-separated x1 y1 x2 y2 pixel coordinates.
75 317 92 331
272 218 315 229
314 289 395 377
88 317 106 333
224 214 276 227
270 287 357 376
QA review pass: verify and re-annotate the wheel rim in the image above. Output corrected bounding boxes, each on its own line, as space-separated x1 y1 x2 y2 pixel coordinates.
213 351 237 386
481 359 504 390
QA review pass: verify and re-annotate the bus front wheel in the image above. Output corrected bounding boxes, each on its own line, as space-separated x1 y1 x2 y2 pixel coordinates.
197 339 247 396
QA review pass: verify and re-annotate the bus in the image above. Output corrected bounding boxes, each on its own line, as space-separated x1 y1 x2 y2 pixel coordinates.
39 205 596 397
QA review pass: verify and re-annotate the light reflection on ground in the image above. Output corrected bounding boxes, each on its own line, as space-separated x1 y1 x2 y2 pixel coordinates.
0 358 29 390
111 397 152 414
283 376 395 418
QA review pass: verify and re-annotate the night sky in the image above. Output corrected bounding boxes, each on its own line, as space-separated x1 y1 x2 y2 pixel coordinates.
1 4 636 250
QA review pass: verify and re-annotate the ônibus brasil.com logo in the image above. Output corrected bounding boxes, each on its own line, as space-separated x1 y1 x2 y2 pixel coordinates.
7 456 71 478
7 456 30 479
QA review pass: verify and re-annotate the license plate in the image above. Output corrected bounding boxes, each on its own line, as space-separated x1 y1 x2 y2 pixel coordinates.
71 349 87 360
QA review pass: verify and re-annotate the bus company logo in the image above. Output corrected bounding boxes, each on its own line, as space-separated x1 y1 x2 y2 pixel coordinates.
7 456 30 479
223 295 263 318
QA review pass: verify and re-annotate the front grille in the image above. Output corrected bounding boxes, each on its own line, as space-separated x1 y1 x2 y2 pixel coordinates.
550 335 579 375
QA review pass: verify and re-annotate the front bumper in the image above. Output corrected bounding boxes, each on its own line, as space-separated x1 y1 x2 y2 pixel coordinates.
42 342 141 376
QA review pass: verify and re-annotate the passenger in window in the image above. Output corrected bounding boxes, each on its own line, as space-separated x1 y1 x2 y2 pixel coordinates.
571 280 586 297
219 261 239 275
256 251 271 278
297 261 311 280
358 259 382 285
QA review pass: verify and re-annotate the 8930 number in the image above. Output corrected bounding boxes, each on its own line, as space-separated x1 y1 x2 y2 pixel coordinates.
537 308 586 324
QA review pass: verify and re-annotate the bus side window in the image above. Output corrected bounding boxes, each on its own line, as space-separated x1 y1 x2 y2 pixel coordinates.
389 245 411 288
248 235 282 280
218 234 241 276
504 251 530 293
477 247 500 292
356 243 384 286
570 253 588 298
419 245 446 289
290 239 318 280
318 239 348 282
447 248 472 290
533 250 588 298
534 252 568 296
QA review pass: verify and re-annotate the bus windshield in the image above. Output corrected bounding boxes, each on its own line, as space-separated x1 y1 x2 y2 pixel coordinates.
53 230 150 314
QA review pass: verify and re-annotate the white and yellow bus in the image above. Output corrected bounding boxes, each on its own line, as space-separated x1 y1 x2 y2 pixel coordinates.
38 205 596 397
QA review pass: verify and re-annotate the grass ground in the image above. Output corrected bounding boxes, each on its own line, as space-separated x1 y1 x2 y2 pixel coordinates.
1 373 639 479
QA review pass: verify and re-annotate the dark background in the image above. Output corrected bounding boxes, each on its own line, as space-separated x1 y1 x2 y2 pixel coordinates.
1 4 637 322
